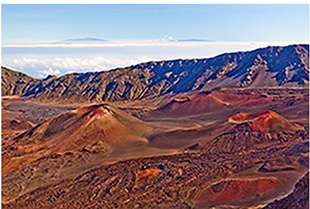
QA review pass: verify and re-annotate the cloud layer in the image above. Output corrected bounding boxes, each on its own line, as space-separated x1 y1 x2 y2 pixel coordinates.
2 41 297 78
3 56 154 78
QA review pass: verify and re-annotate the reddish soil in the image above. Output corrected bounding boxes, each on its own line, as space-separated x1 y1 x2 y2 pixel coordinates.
195 177 280 206
2 104 151 174
1 88 309 208
136 168 161 186
229 110 303 132
154 91 270 117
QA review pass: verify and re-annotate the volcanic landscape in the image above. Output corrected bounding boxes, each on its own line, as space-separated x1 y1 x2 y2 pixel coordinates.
1 44 309 208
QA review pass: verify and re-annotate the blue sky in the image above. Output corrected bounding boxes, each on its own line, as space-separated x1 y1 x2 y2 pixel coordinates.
2 4 309 78
2 4 309 44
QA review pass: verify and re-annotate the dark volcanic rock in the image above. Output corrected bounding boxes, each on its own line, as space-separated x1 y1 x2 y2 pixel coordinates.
263 172 309 209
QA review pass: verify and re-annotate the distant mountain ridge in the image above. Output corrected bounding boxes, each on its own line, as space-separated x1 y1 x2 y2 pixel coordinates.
2 44 309 103
51 37 107 44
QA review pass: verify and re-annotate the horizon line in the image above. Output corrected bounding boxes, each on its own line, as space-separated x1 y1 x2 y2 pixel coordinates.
2 40 308 48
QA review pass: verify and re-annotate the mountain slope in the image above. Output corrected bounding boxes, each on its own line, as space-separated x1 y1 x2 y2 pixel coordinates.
228 110 303 132
2 104 152 174
206 110 305 154
2 44 309 103
1 68 39 96
152 91 271 117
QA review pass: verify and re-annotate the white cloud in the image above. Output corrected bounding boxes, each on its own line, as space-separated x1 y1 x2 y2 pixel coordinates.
3 56 154 78
37 67 61 77
2 41 300 78
160 35 176 42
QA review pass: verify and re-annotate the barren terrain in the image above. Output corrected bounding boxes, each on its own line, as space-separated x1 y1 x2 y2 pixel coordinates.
1 44 309 208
